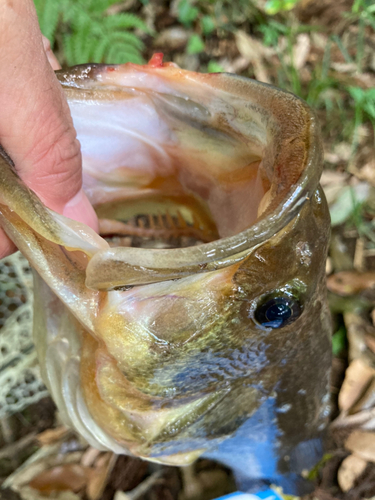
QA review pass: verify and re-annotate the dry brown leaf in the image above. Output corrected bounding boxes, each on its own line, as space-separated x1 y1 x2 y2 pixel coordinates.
2 444 62 491
293 33 311 70
154 27 189 50
86 452 117 500
219 56 250 74
365 334 375 355
353 238 366 273
331 62 357 73
28 464 89 494
339 358 375 412
344 312 375 362
352 160 375 187
0 432 37 461
18 486 81 500
235 31 271 83
113 492 131 500
36 427 70 446
337 454 367 492
80 447 101 468
345 430 375 462
350 377 375 414
327 271 375 295
333 407 375 431
320 171 349 204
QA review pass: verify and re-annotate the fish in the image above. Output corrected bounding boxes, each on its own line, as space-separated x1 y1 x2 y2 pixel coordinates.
0 54 331 494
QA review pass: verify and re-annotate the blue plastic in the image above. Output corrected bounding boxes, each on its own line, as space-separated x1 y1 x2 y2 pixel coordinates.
216 489 283 500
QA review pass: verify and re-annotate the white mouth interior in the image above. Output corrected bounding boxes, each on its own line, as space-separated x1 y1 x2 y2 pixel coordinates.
69 83 271 247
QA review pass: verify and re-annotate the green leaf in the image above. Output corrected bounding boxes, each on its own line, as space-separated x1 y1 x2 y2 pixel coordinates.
186 34 205 55
91 38 109 63
35 0 149 67
178 0 199 27
103 13 149 32
258 20 288 47
62 34 76 66
109 32 145 51
85 0 123 14
201 15 216 35
106 42 144 64
207 60 225 73
332 326 347 356
306 453 334 481
348 86 365 103
265 0 301 15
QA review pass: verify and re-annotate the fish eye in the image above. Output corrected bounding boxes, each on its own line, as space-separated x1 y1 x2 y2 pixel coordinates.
254 294 302 329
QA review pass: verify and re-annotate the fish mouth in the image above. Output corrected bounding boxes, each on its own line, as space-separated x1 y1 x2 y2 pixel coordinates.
59 63 323 290
93 159 267 249
95 185 222 248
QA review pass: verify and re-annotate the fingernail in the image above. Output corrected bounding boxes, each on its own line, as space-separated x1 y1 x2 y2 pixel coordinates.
63 189 99 233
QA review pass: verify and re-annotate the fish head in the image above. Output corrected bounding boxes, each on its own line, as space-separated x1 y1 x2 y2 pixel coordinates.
0 56 331 488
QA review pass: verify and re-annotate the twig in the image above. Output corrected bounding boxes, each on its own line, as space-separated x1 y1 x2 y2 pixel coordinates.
124 470 164 500
0 432 37 461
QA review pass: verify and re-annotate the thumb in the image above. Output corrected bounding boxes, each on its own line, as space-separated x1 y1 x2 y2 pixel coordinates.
0 0 98 232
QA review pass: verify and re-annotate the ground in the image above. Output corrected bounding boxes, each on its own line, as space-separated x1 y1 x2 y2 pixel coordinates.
1 1 375 499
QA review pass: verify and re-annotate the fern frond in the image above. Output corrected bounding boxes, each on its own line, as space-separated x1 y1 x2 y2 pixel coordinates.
85 0 121 14
91 38 109 63
62 34 76 66
70 9 93 32
34 0 61 44
103 13 149 32
106 42 144 64
61 1 81 24
40 0 150 66
107 31 145 50
69 18 97 65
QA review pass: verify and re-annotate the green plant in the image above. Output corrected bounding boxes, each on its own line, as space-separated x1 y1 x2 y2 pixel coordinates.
332 325 347 356
186 33 205 54
177 0 199 28
264 0 301 15
348 87 375 150
34 0 150 66
342 0 375 72
207 60 225 73
257 19 288 47
200 15 216 35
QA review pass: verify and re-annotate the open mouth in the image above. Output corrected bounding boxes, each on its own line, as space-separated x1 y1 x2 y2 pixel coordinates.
59 63 317 293
63 66 292 251
95 164 268 249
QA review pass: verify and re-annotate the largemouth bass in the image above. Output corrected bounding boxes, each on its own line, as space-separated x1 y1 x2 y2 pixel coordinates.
0 55 331 494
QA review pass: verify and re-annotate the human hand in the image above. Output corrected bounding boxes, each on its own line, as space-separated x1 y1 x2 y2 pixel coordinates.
0 0 98 258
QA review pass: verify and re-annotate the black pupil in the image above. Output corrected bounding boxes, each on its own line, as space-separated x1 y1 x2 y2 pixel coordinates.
254 295 301 329
266 302 291 322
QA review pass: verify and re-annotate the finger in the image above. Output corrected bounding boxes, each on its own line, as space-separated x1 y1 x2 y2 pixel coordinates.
0 1 98 233
42 35 61 70
0 228 17 260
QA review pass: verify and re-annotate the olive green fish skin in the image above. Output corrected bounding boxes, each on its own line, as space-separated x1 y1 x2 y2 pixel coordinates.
0 59 331 493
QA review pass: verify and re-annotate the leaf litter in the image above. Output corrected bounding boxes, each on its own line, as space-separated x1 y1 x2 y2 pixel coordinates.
1 0 375 499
